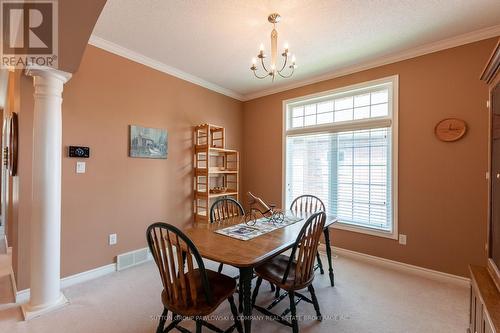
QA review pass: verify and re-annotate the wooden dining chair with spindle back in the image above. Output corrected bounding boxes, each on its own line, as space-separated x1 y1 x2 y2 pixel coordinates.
209 197 245 274
146 222 242 333
251 211 327 333
290 195 326 274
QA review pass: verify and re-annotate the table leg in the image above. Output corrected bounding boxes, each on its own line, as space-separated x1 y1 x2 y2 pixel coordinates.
239 267 253 333
323 228 334 287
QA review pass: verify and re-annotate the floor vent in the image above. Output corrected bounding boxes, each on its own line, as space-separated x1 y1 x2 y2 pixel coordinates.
117 247 152 271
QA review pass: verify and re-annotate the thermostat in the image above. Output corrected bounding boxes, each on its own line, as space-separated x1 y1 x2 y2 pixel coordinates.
69 146 90 158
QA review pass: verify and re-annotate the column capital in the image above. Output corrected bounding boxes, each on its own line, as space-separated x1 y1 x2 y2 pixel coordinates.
25 66 72 84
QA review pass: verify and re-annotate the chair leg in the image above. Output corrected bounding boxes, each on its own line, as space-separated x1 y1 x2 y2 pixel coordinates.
251 276 263 307
275 286 280 298
163 314 183 333
218 263 224 273
308 284 322 321
288 291 299 333
270 282 275 292
316 252 324 274
195 319 202 333
228 295 243 333
156 308 168 333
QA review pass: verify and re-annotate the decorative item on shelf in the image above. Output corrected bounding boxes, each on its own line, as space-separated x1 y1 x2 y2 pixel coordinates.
434 118 467 142
210 187 227 194
129 125 168 159
250 13 296 82
9 112 18 176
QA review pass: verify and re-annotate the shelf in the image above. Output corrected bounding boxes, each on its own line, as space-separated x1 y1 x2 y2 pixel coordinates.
194 145 238 154
194 123 224 131
195 191 238 198
209 169 237 174
194 168 238 176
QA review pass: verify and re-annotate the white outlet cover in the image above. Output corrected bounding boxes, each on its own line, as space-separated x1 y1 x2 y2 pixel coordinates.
398 234 407 245
109 234 117 245
76 161 86 174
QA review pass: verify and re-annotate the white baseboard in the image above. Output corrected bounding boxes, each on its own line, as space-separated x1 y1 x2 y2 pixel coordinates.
320 244 470 287
16 263 117 304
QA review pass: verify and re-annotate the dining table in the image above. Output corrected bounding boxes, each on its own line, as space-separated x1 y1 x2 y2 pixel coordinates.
183 210 338 333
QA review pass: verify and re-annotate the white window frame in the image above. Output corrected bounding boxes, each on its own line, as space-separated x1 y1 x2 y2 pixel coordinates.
282 75 399 239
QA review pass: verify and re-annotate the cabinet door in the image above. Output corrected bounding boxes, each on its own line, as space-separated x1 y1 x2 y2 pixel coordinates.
475 297 483 333
491 83 500 268
483 310 495 333
470 286 476 332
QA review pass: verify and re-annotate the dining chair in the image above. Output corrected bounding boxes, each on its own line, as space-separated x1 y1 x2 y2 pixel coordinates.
290 195 326 275
251 211 326 333
209 197 245 274
146 222 242 333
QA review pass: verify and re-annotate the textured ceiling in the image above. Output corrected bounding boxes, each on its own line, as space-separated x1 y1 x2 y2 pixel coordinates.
92 0 500 100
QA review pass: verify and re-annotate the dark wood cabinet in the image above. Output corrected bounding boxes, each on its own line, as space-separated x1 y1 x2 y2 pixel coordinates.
470 38 500 333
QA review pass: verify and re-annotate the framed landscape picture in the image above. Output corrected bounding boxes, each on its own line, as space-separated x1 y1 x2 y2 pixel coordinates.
129 125 168 159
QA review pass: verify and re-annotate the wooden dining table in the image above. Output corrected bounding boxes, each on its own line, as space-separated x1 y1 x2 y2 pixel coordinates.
183 210 338 333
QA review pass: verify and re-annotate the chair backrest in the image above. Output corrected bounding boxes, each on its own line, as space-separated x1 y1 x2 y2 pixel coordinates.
283 211 326 286
290 195 325 213
210 197 245 223
146 223 212 307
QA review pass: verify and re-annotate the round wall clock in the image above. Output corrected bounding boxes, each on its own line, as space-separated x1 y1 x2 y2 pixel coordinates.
9 113 18 176
434 118 467 142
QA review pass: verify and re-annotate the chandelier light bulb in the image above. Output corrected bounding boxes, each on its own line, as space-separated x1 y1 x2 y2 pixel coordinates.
284 42 289 51
259 43 264 51
252 58 257 65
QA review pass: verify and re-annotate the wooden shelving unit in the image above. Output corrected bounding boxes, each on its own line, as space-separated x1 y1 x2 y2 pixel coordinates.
193 124 239 223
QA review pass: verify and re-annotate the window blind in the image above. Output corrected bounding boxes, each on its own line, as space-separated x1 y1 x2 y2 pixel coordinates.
285 128 392 231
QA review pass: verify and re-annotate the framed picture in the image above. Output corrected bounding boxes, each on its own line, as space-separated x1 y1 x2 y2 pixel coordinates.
129 125 168 159
9 112 18 176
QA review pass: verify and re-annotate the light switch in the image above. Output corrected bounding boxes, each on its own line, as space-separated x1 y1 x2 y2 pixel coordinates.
76 161 86 174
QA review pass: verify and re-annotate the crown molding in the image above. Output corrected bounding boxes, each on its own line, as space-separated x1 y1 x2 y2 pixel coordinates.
88 35 245 101
90 25 500 103
242 24 500 101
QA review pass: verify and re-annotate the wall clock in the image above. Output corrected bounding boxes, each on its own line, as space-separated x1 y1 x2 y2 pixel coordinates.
9 112 18 176
434 118 467 142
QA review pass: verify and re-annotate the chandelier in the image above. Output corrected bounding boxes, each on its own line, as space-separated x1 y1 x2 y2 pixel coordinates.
250 13 296 81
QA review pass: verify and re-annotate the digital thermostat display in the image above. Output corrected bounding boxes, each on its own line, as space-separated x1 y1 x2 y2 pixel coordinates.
69 146 90 158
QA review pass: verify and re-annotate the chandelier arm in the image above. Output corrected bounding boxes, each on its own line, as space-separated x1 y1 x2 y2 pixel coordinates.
252 69 270 79
277 65 295 79
260 57 270 73
278 53 288 73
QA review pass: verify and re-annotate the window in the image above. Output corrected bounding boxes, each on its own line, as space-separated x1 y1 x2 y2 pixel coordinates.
284 76 398 238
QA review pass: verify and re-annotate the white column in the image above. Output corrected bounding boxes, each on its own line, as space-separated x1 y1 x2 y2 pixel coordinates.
22 67 71 320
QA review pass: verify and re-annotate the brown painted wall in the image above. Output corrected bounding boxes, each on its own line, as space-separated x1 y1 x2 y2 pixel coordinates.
14 45 243 290
242 38 499 277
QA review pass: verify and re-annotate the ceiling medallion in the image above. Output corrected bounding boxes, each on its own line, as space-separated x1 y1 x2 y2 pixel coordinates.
250 13 296 81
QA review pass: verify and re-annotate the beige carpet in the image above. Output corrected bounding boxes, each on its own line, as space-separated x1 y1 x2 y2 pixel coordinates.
0 253 468 333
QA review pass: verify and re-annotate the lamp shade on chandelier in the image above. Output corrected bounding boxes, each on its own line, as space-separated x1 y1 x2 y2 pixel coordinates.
251 13 296 81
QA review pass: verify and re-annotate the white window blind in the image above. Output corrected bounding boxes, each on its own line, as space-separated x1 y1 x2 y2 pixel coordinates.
285 77 397 236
